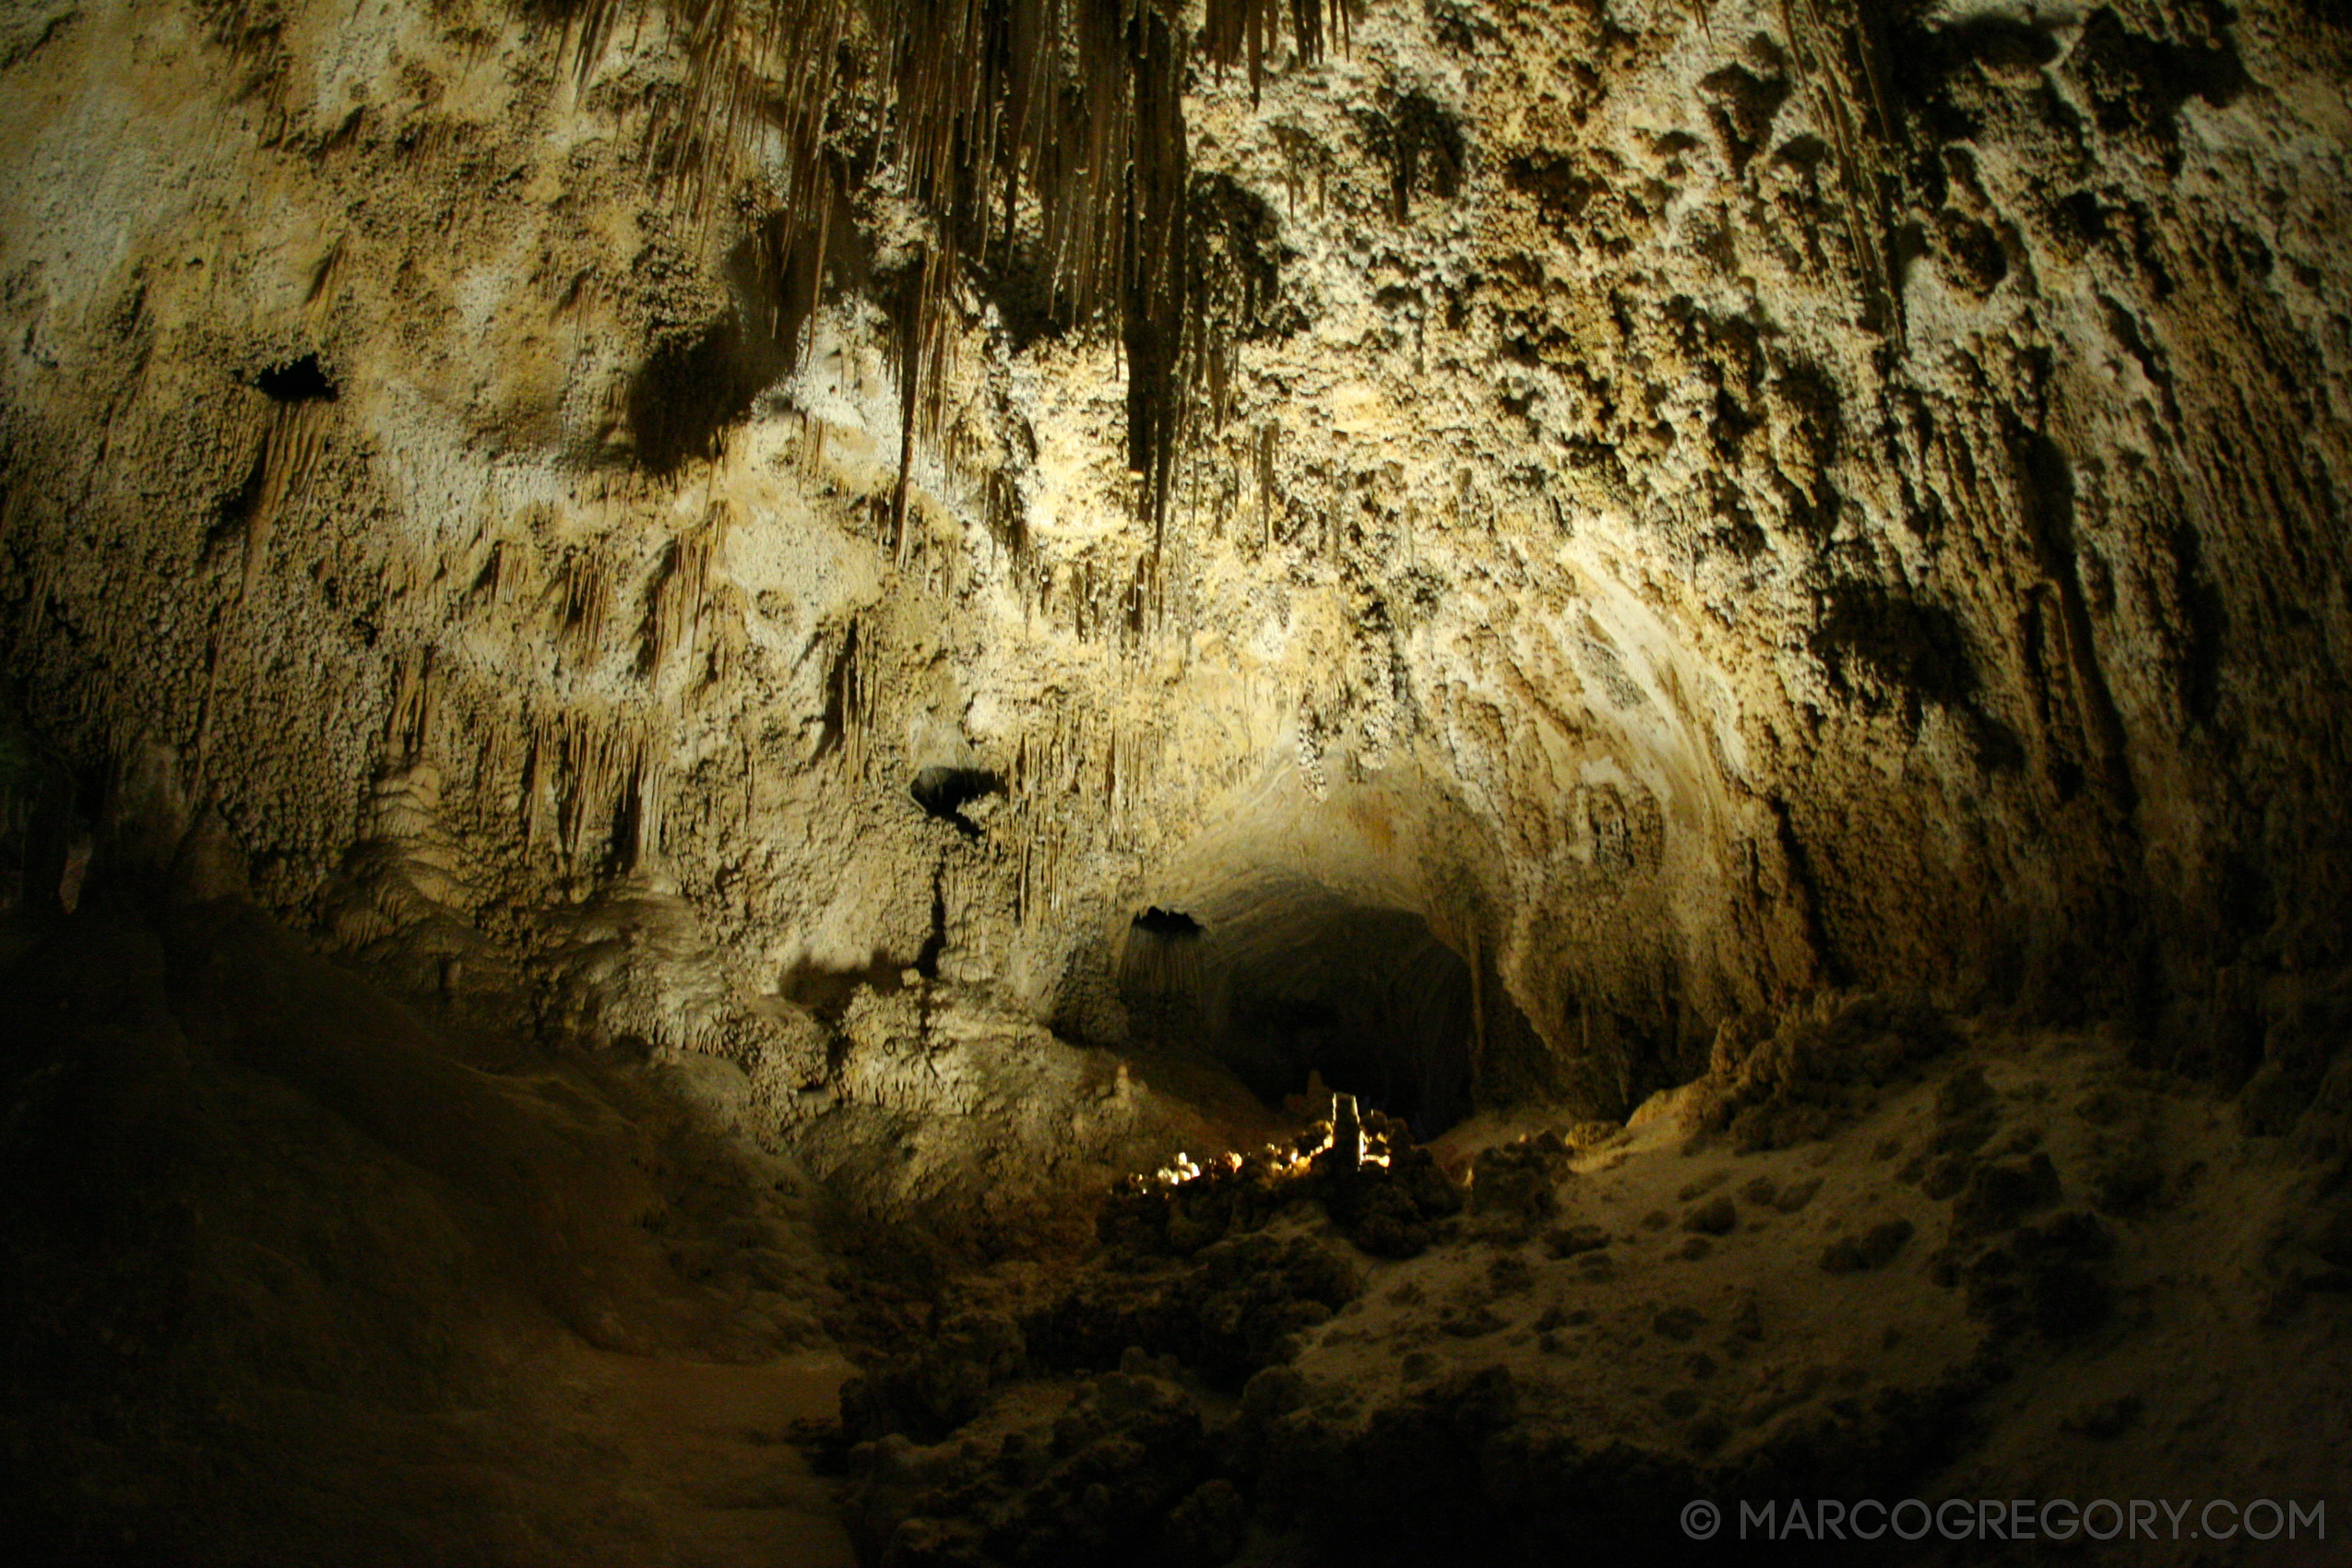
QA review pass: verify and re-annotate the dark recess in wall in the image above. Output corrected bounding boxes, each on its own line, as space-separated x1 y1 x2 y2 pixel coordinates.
910 766 1002 837
1360 91 1466 221
1132 906 1203 937
254 354 337 403
627 202 839 475
1188 172 1306 342
1200 906 1533 1135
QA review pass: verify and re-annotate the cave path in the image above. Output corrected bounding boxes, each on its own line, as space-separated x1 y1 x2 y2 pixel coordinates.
517 1339 858 1567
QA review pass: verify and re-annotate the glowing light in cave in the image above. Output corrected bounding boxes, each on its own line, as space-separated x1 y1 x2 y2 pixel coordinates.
1142 1098 1398 1190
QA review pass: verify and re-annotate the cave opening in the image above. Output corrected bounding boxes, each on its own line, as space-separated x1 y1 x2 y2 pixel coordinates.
1124 884 1527 1138
1217 903 1490 1135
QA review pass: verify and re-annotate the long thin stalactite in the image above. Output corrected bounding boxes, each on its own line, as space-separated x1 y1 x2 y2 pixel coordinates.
567 0 1360 529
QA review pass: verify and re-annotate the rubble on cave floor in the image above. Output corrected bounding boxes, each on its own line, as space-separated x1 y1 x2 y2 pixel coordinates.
816 1005 2352 1567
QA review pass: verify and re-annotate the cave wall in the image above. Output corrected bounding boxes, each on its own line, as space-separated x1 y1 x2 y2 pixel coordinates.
2 0 2346 1118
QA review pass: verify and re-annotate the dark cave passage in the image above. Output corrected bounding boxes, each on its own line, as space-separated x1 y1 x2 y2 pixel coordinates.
1123 884 1534 1136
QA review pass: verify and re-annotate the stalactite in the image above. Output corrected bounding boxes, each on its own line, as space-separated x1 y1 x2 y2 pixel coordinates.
1369 91 1465 223
304 239 345 318
1254 420 1279 549
645 511 719 677
520 707 555 846
472 539 508 608
1776 0 1902 340
623 739 665 868
557 719 600 861
888 240 959 560
1000 698 1167 917
577 0 1345 529
193 398 332 791
455 699 521 840
540 708 653 867
980 467 1030 605
1123 0 1191 537
797 411 830 481
552 549 614 664
624 0 849 231
385 647 434 763
821 616 871 778
1199 0 1351 104
241 401 328 606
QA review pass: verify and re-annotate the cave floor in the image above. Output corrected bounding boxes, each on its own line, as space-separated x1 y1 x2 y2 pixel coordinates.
834 1013 2352 1565
0 902 861 1566
433 1337 859 1567
6 903 2350 1565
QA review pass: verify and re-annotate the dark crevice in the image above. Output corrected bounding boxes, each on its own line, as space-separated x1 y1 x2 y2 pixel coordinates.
254 354 337 404
813 623 861 762
1360 92 1466 222
909 766 1001 837
779 955 910 1021
2016 428 2138 811
915 864 947 980
1697 57 1789 177
1131 906 1203 937
2170 521 2228 726
208 449 269 559
628 196 841 477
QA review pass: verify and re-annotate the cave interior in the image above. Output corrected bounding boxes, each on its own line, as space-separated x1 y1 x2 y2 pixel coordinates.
3 0 2351 1562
